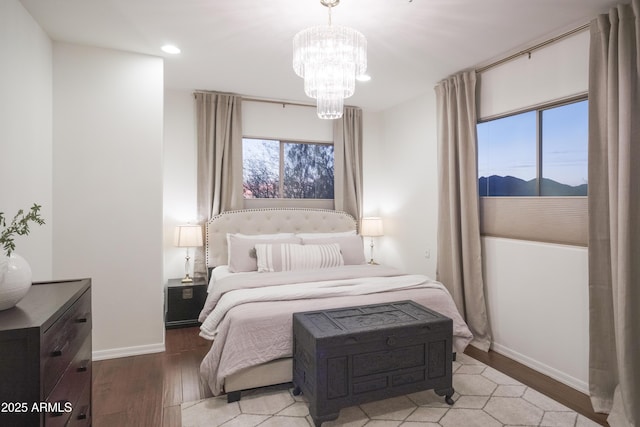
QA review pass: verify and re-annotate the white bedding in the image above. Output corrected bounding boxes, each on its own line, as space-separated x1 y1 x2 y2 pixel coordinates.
199 264 474 396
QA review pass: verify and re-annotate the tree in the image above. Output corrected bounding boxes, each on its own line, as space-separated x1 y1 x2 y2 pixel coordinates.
284 143 334 199
243 139 279 198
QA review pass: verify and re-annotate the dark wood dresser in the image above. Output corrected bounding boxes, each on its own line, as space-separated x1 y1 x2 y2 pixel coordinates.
293 300 454 427
0 278 92 427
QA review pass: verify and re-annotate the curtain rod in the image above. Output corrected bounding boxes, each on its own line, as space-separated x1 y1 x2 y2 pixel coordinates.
193 90 316 109
476 22 590 73
243 96 358 110
242 96 316 109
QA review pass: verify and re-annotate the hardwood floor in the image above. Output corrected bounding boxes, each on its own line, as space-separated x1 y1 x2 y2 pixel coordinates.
93 327 212 427
93 327 607 427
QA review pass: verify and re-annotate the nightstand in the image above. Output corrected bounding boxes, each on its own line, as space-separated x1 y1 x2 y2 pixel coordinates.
165 278 207 329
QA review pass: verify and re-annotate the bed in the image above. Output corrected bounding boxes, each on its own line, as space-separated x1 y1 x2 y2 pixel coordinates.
198 208 473 402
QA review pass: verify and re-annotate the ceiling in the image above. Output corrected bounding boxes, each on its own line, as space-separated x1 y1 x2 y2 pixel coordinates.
20 0 619 112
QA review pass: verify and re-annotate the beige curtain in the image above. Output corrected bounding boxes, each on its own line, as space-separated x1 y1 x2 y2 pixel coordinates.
334 106 363 222
193 92 243 277
434 71 492 351
588 1 640 426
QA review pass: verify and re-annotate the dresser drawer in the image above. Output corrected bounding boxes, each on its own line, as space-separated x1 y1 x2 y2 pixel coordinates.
44 335 91 427
42 289 92 399
65 380 91 427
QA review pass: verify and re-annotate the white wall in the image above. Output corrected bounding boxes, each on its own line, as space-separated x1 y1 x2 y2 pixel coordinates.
1 2 166 360
374 93 439 277
479 30 589 120
0 0 53 280
163 89 197 283
243 101 332 142
361 110 385 218
52 42 165 358
483 237 589 392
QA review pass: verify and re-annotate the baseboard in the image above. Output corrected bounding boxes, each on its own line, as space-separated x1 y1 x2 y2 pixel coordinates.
92 342 166 361
489 342 589 394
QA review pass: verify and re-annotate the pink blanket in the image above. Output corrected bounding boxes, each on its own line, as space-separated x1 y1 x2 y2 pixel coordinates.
199 265 473 395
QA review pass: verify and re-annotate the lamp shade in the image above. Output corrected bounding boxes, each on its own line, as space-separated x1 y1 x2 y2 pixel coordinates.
174 224 203 247
360 217 384 237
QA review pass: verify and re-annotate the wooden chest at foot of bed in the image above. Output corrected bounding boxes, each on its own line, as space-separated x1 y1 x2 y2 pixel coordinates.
292 300 454 427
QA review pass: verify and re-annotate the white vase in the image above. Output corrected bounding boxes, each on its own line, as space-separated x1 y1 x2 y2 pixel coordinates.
0 253 33 311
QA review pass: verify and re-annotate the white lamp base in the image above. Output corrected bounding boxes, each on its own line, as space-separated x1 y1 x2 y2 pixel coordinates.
182 249 193 284
368 237 377 265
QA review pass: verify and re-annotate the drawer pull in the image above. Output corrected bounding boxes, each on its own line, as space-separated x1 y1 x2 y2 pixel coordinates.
51 341 69 357
77 360 90 372
386 337 397 346
77 405 89 420
76 313 89 323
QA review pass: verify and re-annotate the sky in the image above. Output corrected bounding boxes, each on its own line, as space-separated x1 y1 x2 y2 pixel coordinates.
477 100 588 187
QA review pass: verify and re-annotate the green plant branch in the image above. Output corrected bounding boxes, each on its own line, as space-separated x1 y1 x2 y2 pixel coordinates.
0 204 45 257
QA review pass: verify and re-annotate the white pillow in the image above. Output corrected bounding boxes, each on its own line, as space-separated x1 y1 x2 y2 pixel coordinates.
227 234 301 272
300 235 366 265
255 243 344 272
295 230 356 239
226 232 296 256
226 233 296 270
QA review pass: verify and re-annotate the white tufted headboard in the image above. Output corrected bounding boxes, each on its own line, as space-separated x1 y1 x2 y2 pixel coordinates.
206 208 358 268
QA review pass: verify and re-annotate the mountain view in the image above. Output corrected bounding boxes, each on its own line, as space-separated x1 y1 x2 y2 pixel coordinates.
478 175 588 196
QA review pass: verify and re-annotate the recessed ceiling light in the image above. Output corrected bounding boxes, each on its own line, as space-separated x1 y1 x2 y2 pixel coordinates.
356 74 372 82
162 45 181 54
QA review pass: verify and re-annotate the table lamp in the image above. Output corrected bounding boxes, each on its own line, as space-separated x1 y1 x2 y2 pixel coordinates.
174 224 203 283
360 217 384 264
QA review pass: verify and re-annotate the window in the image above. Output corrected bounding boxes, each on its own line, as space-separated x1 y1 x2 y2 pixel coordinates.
476 98 589 246
477 99 588 197
242 138 334 199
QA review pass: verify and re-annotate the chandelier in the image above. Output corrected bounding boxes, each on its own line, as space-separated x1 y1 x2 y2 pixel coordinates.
293 0 367 119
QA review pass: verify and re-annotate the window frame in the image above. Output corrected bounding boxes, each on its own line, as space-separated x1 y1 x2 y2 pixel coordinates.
242 136 335 209
477 94 588 197
477 94 589 246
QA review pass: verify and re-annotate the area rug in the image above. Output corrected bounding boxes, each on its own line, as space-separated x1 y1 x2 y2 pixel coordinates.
181 353 601 427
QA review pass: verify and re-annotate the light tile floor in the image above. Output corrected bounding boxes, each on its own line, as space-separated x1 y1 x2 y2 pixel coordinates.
181 354 602 427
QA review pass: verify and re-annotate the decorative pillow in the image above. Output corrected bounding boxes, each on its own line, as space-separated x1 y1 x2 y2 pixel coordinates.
300 235 366 265
295 230 356 239
255 243 344 272
227 234 301 272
